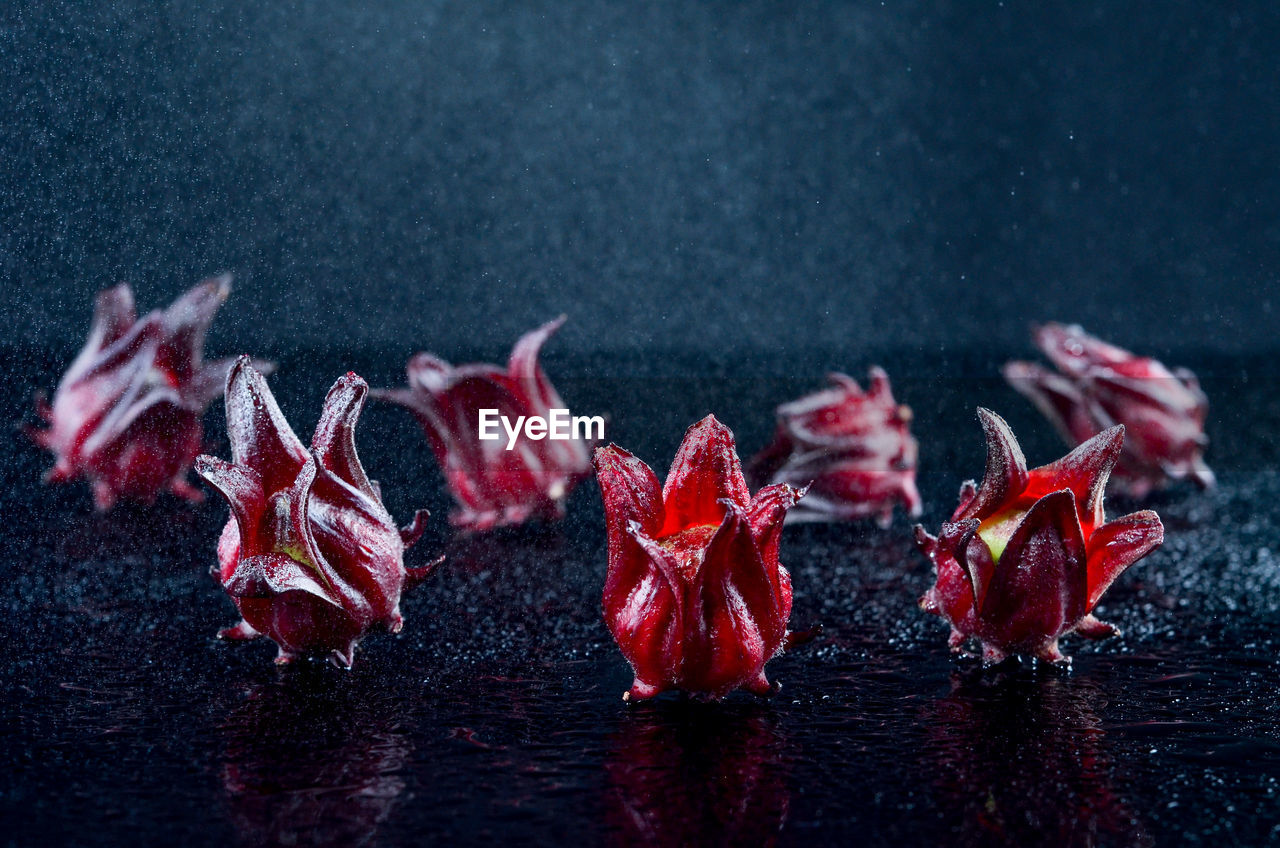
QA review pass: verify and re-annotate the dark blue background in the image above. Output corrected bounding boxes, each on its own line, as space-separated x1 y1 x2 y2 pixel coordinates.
3 1 1277 359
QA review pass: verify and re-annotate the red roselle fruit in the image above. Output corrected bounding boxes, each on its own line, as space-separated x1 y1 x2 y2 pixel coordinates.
916 409 1163 665
30 276 256 510
196 357 437 668
747 367 921 526
373 317 594 531
1004 322 1213 498
595 415 805 701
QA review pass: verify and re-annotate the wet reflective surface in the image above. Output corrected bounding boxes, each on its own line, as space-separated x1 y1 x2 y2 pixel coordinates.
3 347 1279 845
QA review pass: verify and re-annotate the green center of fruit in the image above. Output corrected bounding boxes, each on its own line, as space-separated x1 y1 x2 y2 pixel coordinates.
278 542 311 565
977 507 1027 564
268 492 317 570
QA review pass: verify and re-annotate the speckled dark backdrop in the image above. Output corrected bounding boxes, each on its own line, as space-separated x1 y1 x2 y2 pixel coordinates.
3 1 1278 357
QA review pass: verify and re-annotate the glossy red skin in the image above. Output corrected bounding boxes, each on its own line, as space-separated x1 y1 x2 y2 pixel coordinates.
916 409 1164 665
1004 322 1213 497
374 316 593 531
748 367 921 527
595 415 804 700
197 357 436 668
30 276 248 510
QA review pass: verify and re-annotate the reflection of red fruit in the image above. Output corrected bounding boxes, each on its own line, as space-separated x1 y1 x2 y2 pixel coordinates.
222 679 408 847
748 368 921 526
198 357 438 667
917 409 1163 664
595 416 803 700
922 673 1151 847
605 703 790 847
1005 322 1213 497
374 317 594 530
30 276 253 509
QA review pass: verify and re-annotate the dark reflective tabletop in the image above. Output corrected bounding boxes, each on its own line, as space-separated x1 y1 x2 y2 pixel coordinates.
3 347 1278 845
